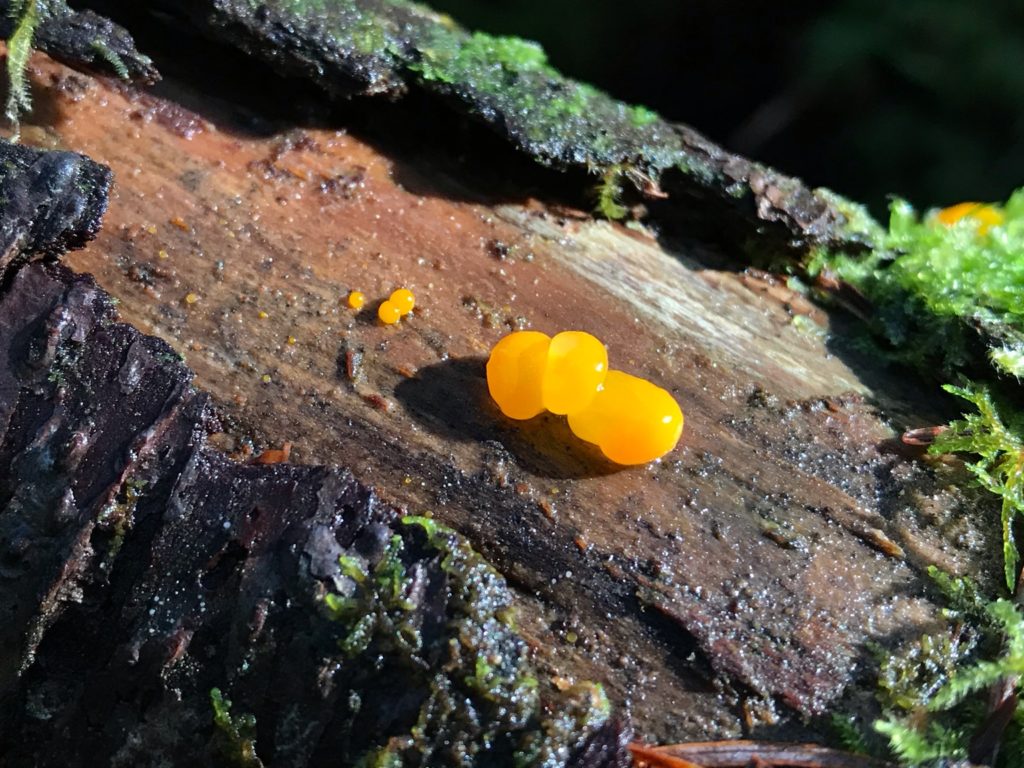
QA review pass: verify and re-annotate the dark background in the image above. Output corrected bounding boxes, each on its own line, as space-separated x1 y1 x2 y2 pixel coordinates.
431 0 1024 216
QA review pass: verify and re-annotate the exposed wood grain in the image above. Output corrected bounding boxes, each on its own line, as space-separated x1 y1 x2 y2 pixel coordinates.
4 51 1001 741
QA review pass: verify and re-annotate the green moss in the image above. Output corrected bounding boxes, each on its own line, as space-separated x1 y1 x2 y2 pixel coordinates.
866 582 1024 767
808 192 1024 377
316 515 611 766
876 629 974 712
210 687 263 767
873 720 968 767
215 0 711 181
930 384 1024 591
96 477 148 570
806 189 1024 767
814 187 886 244
627 104 659 127
593 165 628 221
89 39 130 79
4 0 40 140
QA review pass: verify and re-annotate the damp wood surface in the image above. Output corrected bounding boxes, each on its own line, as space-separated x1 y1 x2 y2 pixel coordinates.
4 51 1000 741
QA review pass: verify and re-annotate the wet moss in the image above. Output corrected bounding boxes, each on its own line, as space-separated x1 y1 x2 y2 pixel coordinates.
210 687 263 767
810 194 1024 596
809 191 1024 378
317 514 613 767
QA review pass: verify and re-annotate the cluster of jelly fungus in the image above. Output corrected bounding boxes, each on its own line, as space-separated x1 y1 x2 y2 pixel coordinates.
378 288 416 325
934 202 1004 235
486 331 683 465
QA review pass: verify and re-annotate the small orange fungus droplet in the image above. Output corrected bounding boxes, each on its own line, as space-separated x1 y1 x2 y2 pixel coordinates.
568 371 683 465
542 331 608 415
935 202 1004 235
389 288 416 315
486 331 551 420
378 300 402 325
347 291 366 310
286 335 297 345
184 292 200 305
258 310 269 320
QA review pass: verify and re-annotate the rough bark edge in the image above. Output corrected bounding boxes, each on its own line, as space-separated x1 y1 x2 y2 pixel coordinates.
0 140 111 282
168 0 881 254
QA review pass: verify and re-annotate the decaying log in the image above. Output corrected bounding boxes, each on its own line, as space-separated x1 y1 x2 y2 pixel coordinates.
0 3 1004 764
0 259 629 765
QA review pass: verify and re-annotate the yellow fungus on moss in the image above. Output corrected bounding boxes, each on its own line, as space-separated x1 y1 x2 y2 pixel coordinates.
567 370 683 465
486 330 551 420
347 290 366 310
390 288 416 315
378 300 402 325
184 292 200 305
935 202 1004 235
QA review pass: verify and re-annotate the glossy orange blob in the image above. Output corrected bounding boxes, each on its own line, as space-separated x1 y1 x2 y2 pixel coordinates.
541 331 608 415
486 331 552 420
935 202 1004 234
347 290 366 310
567 370 683 465
377 300 402 324
390 288 416 315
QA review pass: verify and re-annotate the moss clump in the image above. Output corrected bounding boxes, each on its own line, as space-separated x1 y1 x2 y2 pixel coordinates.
210 687 263 767
318 515 611 767
930 385 1024 591
872 590 1024 768
809 192 1024 377
592 165 628 221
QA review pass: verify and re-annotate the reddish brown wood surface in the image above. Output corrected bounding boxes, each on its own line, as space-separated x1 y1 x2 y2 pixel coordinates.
5 52 1000 741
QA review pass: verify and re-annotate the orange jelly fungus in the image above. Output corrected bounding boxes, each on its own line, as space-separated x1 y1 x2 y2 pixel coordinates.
567 371 684 465
935 202 1004 234
390 288 416 315
486 331 551 420
347 290 366 310
485 330 683 465
542 331 608 415
378 301 402 325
